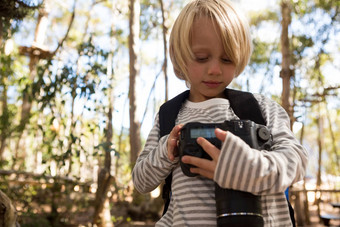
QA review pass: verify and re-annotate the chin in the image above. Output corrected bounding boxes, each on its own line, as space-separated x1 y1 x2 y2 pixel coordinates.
204 90 225 99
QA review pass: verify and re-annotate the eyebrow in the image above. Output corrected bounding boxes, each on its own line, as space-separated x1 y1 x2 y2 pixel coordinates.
191 45 210 51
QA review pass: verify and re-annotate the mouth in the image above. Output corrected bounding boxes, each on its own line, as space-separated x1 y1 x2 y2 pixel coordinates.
203 81 222 88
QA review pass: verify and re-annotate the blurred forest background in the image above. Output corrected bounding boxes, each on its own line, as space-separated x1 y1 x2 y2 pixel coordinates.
0 0 339 226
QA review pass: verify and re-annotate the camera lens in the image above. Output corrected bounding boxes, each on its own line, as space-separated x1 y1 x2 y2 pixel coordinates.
215 185 264 227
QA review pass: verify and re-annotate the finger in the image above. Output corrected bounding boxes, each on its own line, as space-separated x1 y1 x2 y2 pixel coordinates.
182 155 215 173
167 124 183 160
189 167 214 180
170 124 183 138
215 128 227 142
196 137 220 160
168 138 177 161
182 155 215 179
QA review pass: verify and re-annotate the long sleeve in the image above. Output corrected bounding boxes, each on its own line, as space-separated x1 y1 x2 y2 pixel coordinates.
214 94 308 195
133 95 307 226
132 114 179 194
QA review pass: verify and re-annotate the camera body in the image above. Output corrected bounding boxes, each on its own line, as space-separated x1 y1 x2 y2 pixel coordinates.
178 120 272 227
179 120 272 177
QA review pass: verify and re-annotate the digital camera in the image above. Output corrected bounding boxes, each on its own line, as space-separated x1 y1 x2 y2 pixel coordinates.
178 120 272 227
179 120 272 177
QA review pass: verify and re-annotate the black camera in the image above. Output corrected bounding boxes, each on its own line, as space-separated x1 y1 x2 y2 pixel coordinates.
179 120 271 177
179 120 272 227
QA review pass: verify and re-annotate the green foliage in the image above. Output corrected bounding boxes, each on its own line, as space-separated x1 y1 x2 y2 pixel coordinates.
250 38 277 65
0 0 41 20
249 9 279 26
0 0 339 225
140 0 185 40
291 35 314 60
140 0 163 40
246 0 340 179
0 0 41 41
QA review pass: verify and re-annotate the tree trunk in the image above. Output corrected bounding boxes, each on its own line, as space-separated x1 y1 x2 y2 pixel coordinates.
93 101 115 226
92 13 117 224
0 190 19 226
93 168 114 227
66 40 83 176
0 19 3 48
324 98 339 170
280 0 294 128
294 191 304 226
0 78 8 160
66 81 77 176
159 0 168 101
299 122 311 225
0 24 10 160
93 72 115 227
315 103 323 217
128 0 141 167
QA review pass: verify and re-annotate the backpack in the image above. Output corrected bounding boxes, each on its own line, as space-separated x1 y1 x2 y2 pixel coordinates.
158 88 295 226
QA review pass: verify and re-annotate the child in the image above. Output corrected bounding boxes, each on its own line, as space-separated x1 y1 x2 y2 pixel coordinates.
132 0 308 226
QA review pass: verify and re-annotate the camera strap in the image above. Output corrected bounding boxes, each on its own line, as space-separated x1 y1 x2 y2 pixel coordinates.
158 88 295 226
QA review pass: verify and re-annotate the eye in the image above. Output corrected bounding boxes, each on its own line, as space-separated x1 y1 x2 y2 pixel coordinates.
193 52 209 62
195 55 209 62
196 57 208 62
221 58 232 63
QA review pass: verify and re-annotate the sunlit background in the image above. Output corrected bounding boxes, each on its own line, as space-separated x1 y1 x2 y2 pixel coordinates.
1 0 339 226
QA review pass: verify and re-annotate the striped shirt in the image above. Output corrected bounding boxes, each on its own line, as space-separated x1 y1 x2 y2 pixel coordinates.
132 94 308 226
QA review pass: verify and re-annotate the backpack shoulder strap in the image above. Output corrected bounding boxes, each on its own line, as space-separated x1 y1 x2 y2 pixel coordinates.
159 90 190 137
159 89 264 128
225 88 265 125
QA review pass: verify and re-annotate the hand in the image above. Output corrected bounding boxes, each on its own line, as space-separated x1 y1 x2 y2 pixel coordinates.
181 128 227 179
167 124 183 161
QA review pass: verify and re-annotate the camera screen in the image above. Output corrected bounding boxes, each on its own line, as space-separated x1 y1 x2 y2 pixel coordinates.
190 128 216 139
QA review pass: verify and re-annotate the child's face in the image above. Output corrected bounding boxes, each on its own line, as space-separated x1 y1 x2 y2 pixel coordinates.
187 16 236 102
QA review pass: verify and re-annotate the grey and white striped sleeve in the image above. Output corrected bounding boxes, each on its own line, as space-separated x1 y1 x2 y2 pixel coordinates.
132 113 178 194
214 94 308 195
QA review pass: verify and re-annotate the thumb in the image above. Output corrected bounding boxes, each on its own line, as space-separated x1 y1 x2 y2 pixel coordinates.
215 128 227 142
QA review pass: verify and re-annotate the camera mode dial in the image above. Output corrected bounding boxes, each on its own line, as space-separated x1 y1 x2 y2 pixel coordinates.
257 127 270 141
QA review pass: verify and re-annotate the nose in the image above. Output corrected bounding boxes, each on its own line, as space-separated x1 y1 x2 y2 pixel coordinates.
208 59 222 75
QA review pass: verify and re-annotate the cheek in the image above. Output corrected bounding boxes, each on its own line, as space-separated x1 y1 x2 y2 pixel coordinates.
223 66 236 78
187 62 203 75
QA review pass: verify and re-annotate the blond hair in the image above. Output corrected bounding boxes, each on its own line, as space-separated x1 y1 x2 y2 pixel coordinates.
169 0 252 81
